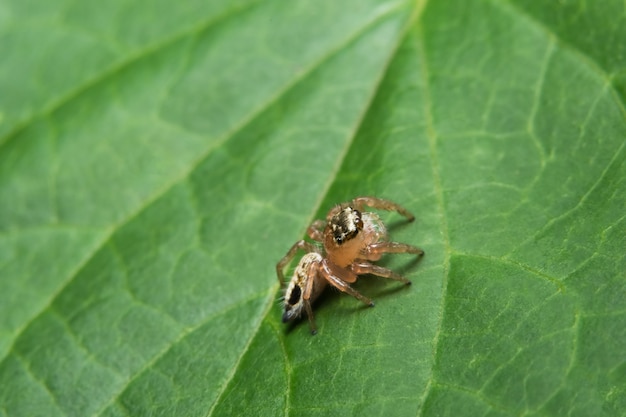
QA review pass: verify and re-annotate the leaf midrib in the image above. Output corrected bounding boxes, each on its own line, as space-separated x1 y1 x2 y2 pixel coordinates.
411 19 451 417
203 2 430 415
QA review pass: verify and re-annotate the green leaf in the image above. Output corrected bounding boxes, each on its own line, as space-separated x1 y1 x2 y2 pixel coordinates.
1 0 624 416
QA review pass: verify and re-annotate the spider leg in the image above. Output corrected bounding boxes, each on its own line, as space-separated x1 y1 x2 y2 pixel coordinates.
351 261 412 285
320 261 374 307
303 262 320 335
276 240 319 287
306 219 325 242
350 196 415 222
365 241 424 261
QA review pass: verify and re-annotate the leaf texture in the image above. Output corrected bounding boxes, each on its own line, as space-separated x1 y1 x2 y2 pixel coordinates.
0 0 624 416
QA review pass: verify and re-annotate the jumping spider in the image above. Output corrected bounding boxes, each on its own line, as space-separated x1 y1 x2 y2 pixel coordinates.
276 196 424 334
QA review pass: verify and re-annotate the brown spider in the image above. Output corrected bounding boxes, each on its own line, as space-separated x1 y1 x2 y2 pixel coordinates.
276 196 424 334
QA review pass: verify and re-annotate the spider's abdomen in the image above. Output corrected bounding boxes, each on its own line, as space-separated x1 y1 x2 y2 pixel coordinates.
361 212 388 244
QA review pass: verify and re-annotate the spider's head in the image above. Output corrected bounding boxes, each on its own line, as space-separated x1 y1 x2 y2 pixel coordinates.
329 207 363 246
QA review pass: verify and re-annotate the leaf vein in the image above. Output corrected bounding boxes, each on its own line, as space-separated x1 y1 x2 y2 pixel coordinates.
204 287 277 417
496 0 626 120
412 16 452 417
92 289 272 417
0 0 263 148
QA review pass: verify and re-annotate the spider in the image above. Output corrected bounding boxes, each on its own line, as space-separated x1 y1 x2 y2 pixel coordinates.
276 196 424 334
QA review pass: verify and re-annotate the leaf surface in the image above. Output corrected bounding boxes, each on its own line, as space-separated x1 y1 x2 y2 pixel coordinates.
0 1 624 416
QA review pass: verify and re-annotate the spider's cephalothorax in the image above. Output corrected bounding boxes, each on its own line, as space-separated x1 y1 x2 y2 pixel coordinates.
324 207 391 268
277 196 424 335
330 207 363 245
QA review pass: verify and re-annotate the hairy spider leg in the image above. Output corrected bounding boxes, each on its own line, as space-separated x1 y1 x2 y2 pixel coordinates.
350 196 415 222
320 262 375 307
302 259 321 334
364 241 424 261
351 261 412 285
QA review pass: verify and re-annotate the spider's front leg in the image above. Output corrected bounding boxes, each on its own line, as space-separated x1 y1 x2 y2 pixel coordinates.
350 196 415 222
276 240 319 287
302 259 321 335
